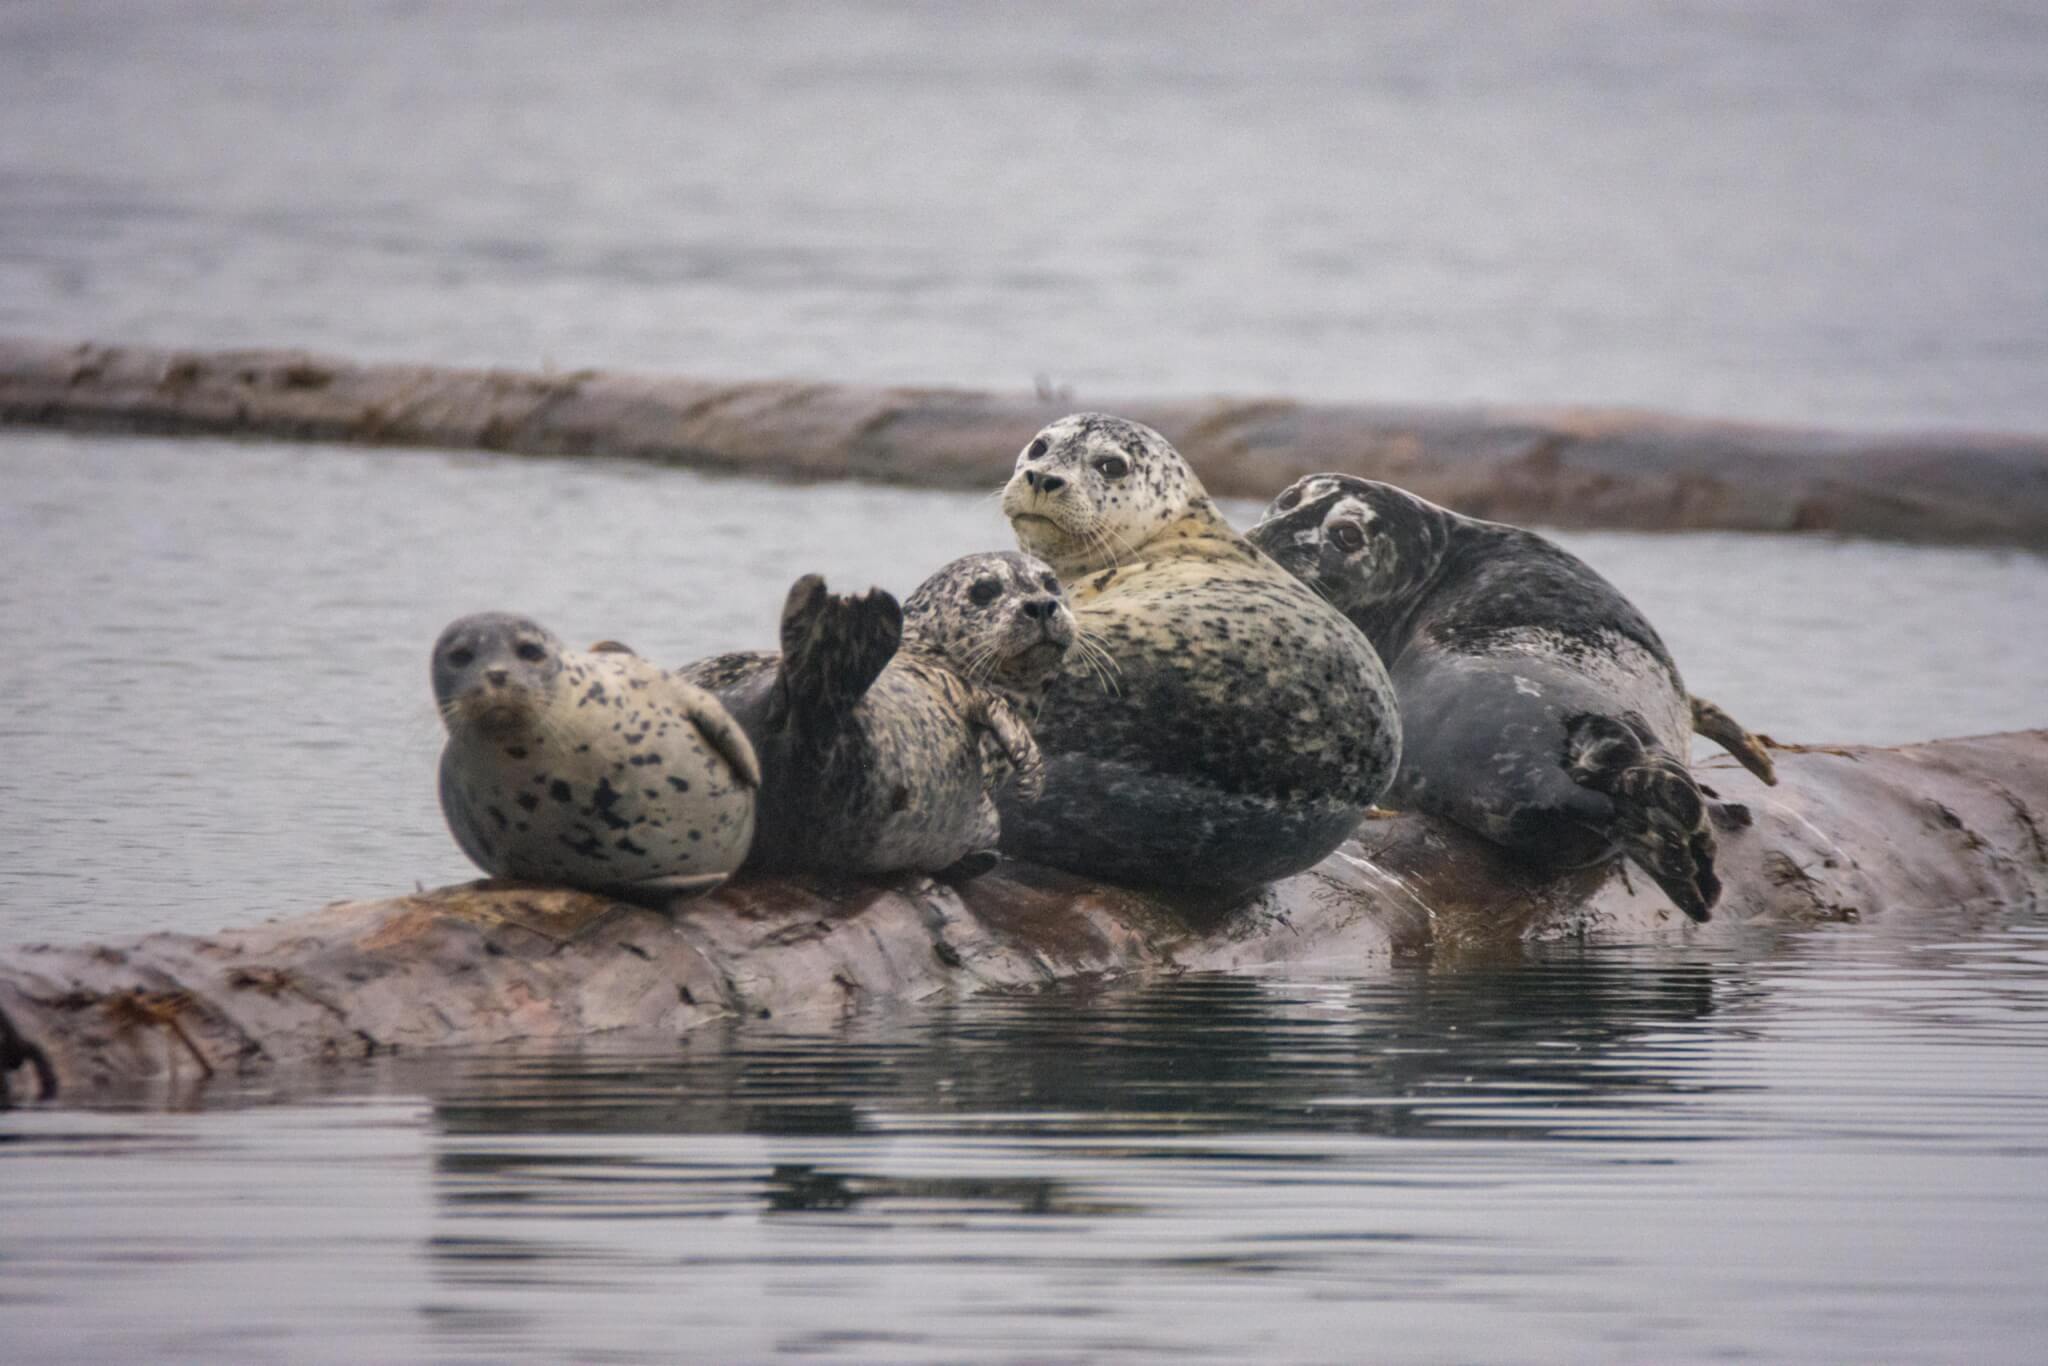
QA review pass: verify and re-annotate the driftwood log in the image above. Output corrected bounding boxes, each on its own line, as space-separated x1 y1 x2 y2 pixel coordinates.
3 732 2043 1106
5 338 2047 549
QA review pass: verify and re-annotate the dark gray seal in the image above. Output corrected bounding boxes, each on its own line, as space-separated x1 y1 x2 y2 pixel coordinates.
433 613 759 895
681 551 1074 879
1248 474 1771 921
997 413 1401 899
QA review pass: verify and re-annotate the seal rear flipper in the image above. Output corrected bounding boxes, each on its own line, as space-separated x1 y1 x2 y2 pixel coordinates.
1566 713 1719 922
1691 694 1777 787
776 574 904 732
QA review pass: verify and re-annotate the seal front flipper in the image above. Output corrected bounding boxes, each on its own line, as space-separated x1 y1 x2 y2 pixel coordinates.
681 687 763 788
1691 695 1777 787
970 693 1044 803
1567 713 1719 922
775 574 904 732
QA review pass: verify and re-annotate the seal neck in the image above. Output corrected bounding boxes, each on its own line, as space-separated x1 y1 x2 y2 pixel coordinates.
1056 497 1249 580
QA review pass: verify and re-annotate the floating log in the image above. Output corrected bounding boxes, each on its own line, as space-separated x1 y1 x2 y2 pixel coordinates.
3 732 2043 1106
5 338 2046 548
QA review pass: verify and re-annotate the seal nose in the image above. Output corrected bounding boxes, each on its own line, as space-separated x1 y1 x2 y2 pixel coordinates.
485 667 510 686
1023 470 1066 494
1021 596 1059 622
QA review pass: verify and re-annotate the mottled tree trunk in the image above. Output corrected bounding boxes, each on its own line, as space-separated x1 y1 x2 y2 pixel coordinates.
4 732 2043 1106
5 338 2046 547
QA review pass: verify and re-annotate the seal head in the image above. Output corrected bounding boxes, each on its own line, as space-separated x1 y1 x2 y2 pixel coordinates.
1002 414 1200 578
902 550 1075 713
432 613 567 742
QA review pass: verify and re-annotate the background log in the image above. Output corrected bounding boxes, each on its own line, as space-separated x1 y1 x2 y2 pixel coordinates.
3 732 2043 1106
5 337 2046 548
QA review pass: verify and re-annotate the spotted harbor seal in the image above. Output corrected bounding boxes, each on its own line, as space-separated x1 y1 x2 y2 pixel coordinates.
681 551 1075 879
1248 475 1773 921
998 414 1401 898
433 613 759 895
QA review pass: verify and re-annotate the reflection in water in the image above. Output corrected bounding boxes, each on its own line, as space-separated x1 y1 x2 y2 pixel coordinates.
4 922 2048 1360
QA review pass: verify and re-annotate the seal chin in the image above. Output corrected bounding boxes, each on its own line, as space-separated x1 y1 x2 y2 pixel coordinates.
1001 638 1069 681
451 692 538 741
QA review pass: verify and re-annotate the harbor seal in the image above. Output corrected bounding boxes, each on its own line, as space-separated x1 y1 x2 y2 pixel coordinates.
681 551 1074 879
432 613 759 896
997 413 1401 898
1247 474 1769 921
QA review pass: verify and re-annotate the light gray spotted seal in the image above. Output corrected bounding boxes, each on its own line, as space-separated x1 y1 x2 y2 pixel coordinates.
433 613 759 896
681 551 1075 879
998 413 1401 899
1248 474 1776 922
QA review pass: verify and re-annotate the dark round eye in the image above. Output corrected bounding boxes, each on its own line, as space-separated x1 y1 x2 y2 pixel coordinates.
515 641 547 663
446 647 475 669
968 578 1002 607
1095 455 1129 479
1275 486 1302 511
1040 573 1059 593
1026 438 1048 460
1330 522 1367 553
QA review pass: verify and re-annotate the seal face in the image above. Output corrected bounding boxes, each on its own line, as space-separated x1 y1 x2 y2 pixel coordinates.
996 414 1401 898
433 613 759 895
1248 475 1751 921
681 552 1074 878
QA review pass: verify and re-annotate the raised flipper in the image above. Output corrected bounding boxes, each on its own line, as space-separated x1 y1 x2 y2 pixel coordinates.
1566 713 1719 922
775 574 903 734
587 639 638 655
1691 695 1777 786
681 687 762 789
970 692 1044 802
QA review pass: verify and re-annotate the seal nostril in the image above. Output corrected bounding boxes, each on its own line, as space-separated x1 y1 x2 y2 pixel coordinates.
486 668 509 686
1023 470 1039 490
1039 474 1066 494
1022 597 1056 621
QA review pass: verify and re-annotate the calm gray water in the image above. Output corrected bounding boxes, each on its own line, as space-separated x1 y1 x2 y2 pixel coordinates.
3 1 2047 430
6 2 2048 1360
2 433 2047 1362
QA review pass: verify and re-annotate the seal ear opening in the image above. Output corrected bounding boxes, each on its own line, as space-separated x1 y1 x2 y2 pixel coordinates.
777 575 904 731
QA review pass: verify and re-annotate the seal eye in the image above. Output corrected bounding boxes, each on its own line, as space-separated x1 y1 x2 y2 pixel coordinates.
515 641 547 663
1275 487 1302 511
1095 455 1130 480
968 578 1002 608
1040 573 1059 593
1026 438 1048 461
447 647 475 669
1330 522 1367 554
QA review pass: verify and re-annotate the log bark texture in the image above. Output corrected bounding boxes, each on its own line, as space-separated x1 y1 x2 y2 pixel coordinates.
6 338 2047 548
3 732 2044 1106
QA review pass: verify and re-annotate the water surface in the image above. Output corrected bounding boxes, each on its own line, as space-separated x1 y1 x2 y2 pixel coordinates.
5 921 2047 1362
3 1 2045 430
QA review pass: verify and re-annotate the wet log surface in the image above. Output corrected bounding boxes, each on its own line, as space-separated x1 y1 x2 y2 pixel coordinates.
6 338 2047 548
3 732 2043 1106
